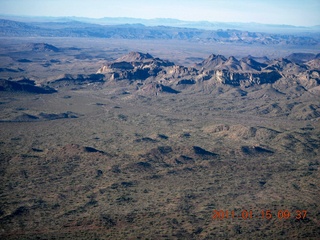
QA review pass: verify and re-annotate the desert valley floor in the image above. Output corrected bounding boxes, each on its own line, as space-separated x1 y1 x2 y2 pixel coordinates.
0 37 319 239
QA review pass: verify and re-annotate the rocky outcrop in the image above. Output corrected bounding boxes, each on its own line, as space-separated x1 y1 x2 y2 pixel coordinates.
211 69 282 86
46 74 105 88
97 52 175 81
95 52 319 94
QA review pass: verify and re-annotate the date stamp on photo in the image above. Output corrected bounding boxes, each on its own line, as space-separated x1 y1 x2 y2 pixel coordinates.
212 209 308 220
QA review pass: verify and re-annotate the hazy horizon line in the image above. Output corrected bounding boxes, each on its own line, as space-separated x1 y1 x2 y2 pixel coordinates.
1 14 319 28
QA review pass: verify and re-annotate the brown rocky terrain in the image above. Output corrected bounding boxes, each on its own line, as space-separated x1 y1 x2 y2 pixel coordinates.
0 39 319 239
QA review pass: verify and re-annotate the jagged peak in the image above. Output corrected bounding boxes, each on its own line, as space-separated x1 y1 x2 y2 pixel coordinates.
275 58 292 64
115 51 154 62
195 54 227 70
207 54 227 61
226 56 240 63
242 55 269 63
240 57 267 71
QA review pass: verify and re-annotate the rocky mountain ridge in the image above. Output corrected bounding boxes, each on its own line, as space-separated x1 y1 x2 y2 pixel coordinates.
1 50 319 96
96 51 320 93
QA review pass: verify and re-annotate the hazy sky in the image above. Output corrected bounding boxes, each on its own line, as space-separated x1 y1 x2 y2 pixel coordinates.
0 0 319 26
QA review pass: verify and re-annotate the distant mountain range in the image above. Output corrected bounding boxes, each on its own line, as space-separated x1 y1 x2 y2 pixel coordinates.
0 18 319 46
1 15 320 33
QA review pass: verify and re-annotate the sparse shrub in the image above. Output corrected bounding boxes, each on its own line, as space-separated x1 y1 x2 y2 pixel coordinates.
158 134 169 139
96 169 103 177
111 165 121 173
118 114 128 121
100 214 116 227
157 146 172 154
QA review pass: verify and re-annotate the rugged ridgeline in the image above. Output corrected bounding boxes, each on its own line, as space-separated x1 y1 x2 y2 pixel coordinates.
1 50 319 96
95 51 320 95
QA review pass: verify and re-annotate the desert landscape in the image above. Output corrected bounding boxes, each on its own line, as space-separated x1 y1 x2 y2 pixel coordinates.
0 16 320 239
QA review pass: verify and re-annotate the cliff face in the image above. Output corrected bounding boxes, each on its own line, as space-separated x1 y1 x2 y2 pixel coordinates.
211 70 282 86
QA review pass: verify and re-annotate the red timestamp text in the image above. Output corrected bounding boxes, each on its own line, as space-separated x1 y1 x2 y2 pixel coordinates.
212 209 307 220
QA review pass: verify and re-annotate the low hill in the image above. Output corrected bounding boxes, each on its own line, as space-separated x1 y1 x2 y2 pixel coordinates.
0 79 56 94
286 53 318 63
26 43 60 52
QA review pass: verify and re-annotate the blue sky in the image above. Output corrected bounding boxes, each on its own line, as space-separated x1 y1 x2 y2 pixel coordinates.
0 0 319 26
